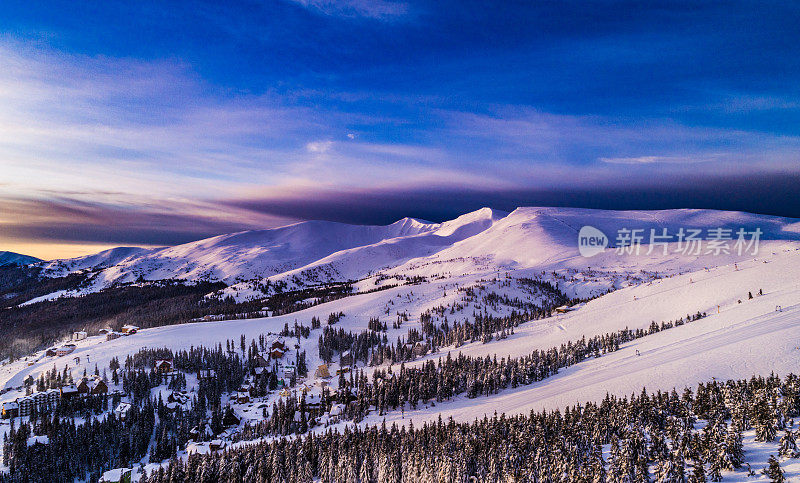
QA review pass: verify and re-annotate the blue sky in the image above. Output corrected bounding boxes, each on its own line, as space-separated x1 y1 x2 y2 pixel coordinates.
1 0 799 258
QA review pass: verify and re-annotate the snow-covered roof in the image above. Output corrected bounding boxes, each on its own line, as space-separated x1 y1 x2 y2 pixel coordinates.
89 379 102 389
100 468 132 483
115 402 131 413
187 442 211 455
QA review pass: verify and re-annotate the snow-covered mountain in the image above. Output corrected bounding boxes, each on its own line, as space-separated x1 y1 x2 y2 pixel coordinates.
0 251 41 267
6 207 800 480
30 207 800 301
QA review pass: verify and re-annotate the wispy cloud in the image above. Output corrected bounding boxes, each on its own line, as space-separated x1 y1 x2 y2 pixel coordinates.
287 0 409 20
599 155 720 165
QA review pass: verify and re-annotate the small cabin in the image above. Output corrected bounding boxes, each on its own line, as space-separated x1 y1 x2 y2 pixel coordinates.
56 344 76 357
60 385 79 399
91 378 108 395
114 402 132 420
106 332 121 341
270 338 286 351
413 342 429 357
121 324 140 335
253 353 270 368
340 350 353 366
554 305 574 314
328 404 344 422
222 408 241 427
167 392 189 405
72 331 87 341
154 359 174 374
2 402 19 419
269 347 285 359
188 424 212 441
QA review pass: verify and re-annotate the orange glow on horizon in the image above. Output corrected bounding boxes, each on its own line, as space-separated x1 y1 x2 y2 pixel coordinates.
0 240 154 261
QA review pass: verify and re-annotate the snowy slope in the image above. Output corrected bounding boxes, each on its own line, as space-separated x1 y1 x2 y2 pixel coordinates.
0 251 40 267
386 207 800 278
213 207 509 299
39 246 154 275
36 217 439 288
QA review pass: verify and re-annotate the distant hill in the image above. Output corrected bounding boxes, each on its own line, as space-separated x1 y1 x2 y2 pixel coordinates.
0 251 41 267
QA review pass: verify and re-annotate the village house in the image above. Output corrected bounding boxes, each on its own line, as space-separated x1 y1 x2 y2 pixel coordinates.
554 305 574 313
209 439 226 452
114 402 131 420
77 377 108 395
60 384 79 399
198 369 216 379
222 407 241 427
253 353 270 368
269 347 285 359
188 424 212 441
235 390 250 404
154 359 174 374
45 347 58 357
15 389 59 417
121 324 140 335
90 378 108 395
167 391 189 405
328 403 344 423
340 350 353 366
56 344 77 357
106 331 122 341
270 337 286 351
72 331 87 341
2 401 18 419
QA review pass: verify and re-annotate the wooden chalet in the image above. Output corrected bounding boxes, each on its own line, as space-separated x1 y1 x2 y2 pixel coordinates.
154 359 174 374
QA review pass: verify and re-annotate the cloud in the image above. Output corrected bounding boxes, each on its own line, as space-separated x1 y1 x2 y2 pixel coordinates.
0 194 297 246
221 170 800 225
287 0 408 20
599 155 720 165
306 140 334 153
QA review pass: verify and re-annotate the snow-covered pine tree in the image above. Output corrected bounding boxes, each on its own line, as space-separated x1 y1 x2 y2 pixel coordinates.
762 454 785 482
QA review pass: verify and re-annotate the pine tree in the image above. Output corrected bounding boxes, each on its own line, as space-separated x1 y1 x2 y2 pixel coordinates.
778 430 798 458
762 455 785 482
